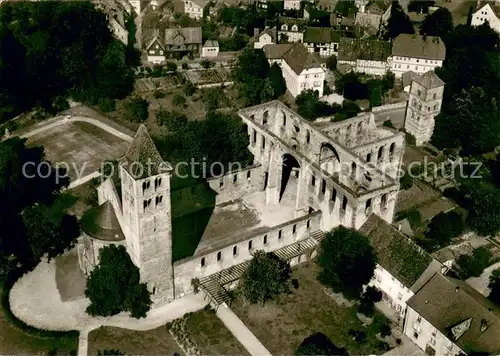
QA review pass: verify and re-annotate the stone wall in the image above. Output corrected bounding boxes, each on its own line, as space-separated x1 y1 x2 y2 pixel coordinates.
207 165 265 205
173 211 322 297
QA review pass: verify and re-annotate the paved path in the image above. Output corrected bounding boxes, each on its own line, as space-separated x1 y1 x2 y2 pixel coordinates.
77 330 89 356
68 172 101 189
19 115 133 143
10 258 209 355
216 305 272 356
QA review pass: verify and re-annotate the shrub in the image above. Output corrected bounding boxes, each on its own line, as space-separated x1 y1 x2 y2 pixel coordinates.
399 170 413 190
183 82 197 96
153 90 166 99
395 207 421 228
323 81 333 95
456 247 493 278
156 110 187 131
379 323 392 338
200 59 214 69
181 62 189 70
98 98 116 113
52 96 70 113
424 211 465 249
173 94 186 107
124 97 149 123
326 55 337 71
383 120 394 128
166 61 177 72
406 132 416 145
348 329 366 344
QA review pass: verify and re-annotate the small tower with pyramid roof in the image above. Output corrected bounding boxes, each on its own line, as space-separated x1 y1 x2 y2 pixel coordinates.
119 125 174 305
404 70 445 146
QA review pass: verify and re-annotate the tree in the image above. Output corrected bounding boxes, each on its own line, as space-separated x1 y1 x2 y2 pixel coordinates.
369 86 382 108
424 211 464 250
358 286 383 316
200 59 214 69
408 0 435 14
124 97 149 123
21 203 80 262
488 268 500 305
296 90 340 121
420 7 453 38
317 226 376 298
457 247 493 278
233 48 270 83
260 78 275 103
267 63 286 98
399 170 413 190
183 82 197 96
156 110 188 131
326 55 337 71
0 137 70 272
335 72 369 100
386 0 415 39
432 87 500 155
467 184 500 236
85 245 152 318
296 332 348 356
240 250 291 305
166 61 177 72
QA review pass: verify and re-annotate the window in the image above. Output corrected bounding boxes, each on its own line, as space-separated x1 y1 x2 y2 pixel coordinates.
417 89 422 97
155 195 163 206
263 235 268 245
381 193 387 210
252 129 257 144
278 229 282 239
311 175 316 186
431 329 437 337
292 224 297 234
155 177 162 189
416 59 419 63
321 179 326 194
413 332 419 339
247 171 251 179
397 292 402 300
217 251 221 261
342 196 347 211
233 174 237 184
201 257 205 267
263 110 268 125
248 240 253 250
306 219 311 229
233 246 237 255
417 316 422 323
219 180 224 188
149 50 155 54
262 136 266 149
292 24 298 31
433 93 437 99
159 50 163 55
331 188 336 202
306 130 310 144
378 146 384 160
365 199 372 212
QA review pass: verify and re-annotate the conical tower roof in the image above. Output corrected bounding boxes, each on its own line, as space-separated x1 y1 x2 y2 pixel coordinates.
81 201 125 242
121 124 172 179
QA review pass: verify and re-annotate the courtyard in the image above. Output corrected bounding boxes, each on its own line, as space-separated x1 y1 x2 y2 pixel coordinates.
231 262 393 355
26 121 130 182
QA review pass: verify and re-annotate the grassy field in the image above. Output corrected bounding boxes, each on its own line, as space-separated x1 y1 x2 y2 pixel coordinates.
181 307 250 356
88 325 184 355
27 121 129 181
232 263 392 355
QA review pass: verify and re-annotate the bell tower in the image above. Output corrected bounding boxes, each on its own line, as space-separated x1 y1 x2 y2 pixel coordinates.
120 125 174 305
404 71 445 146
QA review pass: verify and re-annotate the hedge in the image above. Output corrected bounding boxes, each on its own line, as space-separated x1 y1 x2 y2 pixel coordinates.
1 268 80 339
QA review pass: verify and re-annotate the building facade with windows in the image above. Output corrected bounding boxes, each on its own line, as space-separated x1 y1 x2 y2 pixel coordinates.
471 1 500 33
338 38 391 76
184 0 208 19
360 215 443 324
390 34 446 78
263 43 325 97
202 40 219 57
277 17 306 43
303 27 342 57
143 27 202 63
404 273 500 356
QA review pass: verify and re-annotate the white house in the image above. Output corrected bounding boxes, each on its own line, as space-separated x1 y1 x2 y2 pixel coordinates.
390 34 446 78
284 0 300 10
263 43 325 97
471 1 500 33
184 0 208 19
202 40 219 57
337 38 392 76
303 27 341 57
404 273 500 356
365 0 392 24
254 29 276 49
360 215 443 324
277 17 306 43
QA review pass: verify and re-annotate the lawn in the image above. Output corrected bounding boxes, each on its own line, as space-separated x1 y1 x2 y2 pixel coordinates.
88 325 184 355
0 280 78 355
231 263 392 355
26 121 130 181
179 307 250 356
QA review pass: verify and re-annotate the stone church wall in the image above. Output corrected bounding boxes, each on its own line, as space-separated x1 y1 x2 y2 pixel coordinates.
172 211 322 297
207 165 265 205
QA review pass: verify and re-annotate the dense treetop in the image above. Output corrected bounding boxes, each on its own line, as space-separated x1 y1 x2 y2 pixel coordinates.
0 1 135 122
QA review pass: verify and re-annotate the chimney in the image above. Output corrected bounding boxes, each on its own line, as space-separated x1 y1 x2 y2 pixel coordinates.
398 224 401 231
455 286 460 293
425 300 429 304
